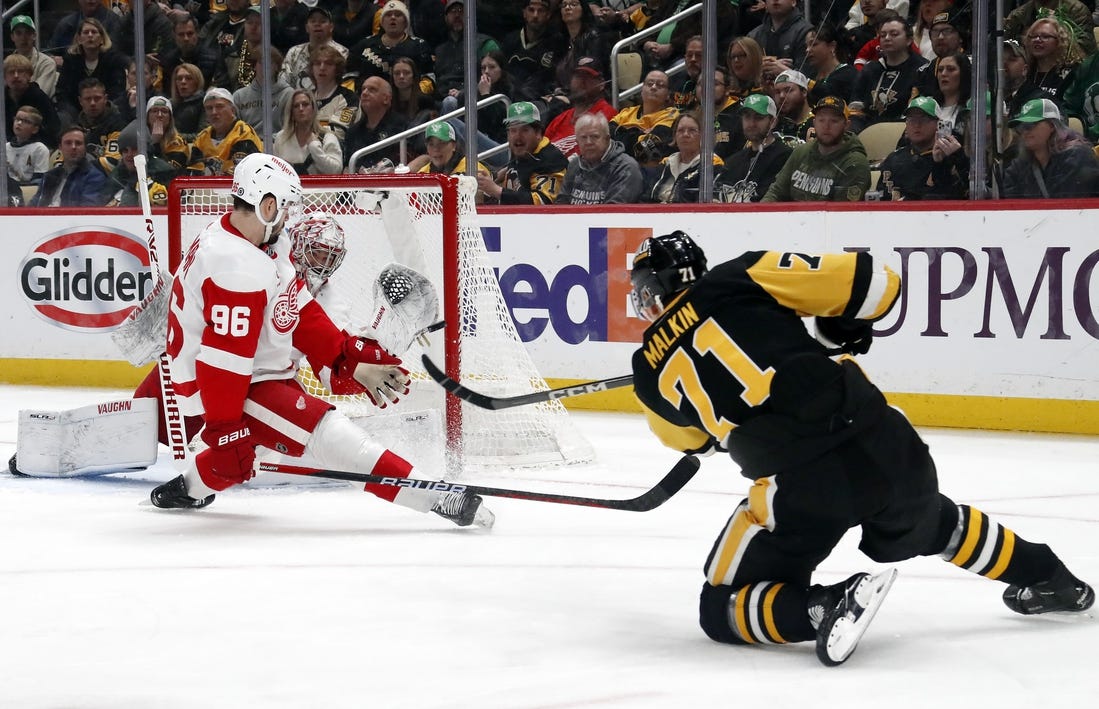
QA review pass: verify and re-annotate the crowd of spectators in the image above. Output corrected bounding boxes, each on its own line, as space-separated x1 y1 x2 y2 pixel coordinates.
6 0 1099 207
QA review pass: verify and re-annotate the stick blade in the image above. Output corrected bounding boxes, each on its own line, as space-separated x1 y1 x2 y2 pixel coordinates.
627 454 700 511
420 354 504 409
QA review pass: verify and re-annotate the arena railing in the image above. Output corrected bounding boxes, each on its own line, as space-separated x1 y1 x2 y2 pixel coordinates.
348 93 511 173
609 3 701 110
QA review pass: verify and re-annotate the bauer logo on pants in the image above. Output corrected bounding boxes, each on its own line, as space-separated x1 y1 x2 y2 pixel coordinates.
18 227 155 332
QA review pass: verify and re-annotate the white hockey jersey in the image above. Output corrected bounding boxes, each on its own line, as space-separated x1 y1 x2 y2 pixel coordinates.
167 213 342 423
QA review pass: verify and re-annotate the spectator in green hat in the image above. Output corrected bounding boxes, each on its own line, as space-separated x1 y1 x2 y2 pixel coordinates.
8 15 57 99
417 121 488 177
875 96 967 200
716 94 792 203
476 101 569 205
1003 98 1099 198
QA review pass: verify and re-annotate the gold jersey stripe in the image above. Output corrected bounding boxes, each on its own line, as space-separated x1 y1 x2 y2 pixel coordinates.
746 252 857 318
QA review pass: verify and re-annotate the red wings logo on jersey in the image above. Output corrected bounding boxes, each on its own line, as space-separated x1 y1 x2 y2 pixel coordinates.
271 283 300 334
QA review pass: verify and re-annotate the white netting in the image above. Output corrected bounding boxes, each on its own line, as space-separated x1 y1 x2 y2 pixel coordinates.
169 174 594 476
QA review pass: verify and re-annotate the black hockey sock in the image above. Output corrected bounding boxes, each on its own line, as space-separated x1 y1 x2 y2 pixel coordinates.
699 581 816 646
934 501 1061 587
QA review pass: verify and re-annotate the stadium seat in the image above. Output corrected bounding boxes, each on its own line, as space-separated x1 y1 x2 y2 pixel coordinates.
1068 116 1084 135
617 52 643 92
857 122 906 168
21 184 37 205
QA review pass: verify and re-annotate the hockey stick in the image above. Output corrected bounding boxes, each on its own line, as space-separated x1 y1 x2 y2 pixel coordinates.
134 154 188 463
420 354 634 410
257 454 699 512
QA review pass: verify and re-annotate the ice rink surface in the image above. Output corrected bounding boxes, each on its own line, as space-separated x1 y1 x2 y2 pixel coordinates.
1 384 1096 709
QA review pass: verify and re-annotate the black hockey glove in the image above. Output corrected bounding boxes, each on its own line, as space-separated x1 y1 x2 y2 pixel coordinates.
684 435 727 457
815 316 874 356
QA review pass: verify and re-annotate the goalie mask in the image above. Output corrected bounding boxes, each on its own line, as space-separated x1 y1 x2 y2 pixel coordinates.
630 231 708 322
289 213 347 292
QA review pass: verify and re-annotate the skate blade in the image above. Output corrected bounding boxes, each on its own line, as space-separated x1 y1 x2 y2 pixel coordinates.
821 568 898 666
472 505 496 531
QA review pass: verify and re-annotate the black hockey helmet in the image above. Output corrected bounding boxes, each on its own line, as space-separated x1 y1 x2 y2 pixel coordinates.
630 231 708 321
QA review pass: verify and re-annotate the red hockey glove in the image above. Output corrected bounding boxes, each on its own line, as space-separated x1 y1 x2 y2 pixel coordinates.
195 421 256 491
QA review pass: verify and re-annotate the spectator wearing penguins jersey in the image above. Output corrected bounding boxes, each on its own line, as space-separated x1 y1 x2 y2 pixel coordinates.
192 87 264 176
715 94 792 203
347 1 434 90
849 16 928 132
773 69 813 143
499 0 566 108
875 97 967 200
476 101 569 205
1022 16 1082 107
700 67 743 160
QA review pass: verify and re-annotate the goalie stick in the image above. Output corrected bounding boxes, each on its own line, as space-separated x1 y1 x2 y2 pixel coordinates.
421 354 634 410
257 454 699 512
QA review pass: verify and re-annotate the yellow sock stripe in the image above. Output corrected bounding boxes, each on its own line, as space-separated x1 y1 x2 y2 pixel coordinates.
733 586 757 644
984 528 1016 580
761 582 787 644
950 509 984 568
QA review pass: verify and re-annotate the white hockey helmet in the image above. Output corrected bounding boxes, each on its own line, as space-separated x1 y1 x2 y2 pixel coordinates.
289 213 347 292
231 153 303 239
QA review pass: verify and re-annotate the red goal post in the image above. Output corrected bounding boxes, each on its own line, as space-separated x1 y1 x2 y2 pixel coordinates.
167 173 593 476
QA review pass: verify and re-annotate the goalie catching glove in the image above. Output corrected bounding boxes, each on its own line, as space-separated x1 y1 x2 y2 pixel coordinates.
330 336 411 408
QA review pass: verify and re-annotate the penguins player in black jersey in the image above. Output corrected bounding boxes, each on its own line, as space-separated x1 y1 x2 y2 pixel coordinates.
629 232 1094 666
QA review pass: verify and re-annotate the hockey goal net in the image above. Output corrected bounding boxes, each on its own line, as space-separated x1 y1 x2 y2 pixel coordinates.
168 173 594 476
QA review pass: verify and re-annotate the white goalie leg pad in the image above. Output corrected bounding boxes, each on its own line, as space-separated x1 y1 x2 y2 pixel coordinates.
306 411 439 512
16 398 159 477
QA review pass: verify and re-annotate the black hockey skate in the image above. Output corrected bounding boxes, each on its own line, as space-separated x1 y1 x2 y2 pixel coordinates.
809 568 898 667
431 491 495 529
1003 564 1095 615
150 475 214 509
8 454 28 477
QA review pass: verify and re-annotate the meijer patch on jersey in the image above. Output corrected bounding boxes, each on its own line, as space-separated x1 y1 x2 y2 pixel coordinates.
18 227 155 332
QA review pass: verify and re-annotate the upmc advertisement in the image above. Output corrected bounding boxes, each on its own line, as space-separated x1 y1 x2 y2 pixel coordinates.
2 204 1098 433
